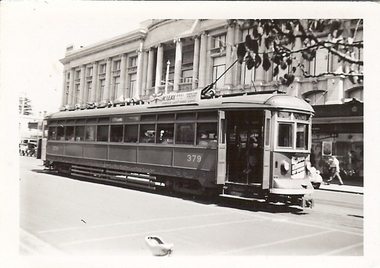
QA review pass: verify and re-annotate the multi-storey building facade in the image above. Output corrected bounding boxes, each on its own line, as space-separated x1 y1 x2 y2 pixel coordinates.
59 19 363 179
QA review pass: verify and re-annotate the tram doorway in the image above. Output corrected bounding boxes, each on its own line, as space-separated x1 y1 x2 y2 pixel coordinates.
226 111 264 184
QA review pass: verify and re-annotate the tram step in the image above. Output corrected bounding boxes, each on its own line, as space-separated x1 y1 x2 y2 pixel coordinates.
219 194 266 202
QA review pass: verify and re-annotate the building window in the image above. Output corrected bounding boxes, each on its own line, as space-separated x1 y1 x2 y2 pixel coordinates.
129 57 137 67
99 64 106 74
309 49 330 76
86 82 92 102
75 70 81 79
87 67 93 77
241 61 256 85
99 79 105 100
213 34 226 49
113 77 120 100
213 56 226 89
114 60 121 71
129 73 136 97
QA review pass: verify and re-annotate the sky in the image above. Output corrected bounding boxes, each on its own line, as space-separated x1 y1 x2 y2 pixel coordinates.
1 1 156 115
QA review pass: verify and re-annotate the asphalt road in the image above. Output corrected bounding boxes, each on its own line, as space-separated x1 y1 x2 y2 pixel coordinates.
19 156 363 258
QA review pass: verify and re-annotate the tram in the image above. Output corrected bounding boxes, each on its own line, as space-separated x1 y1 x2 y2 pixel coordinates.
42 90 315 208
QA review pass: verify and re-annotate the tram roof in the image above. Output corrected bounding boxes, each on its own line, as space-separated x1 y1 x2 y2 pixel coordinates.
47 92 314 120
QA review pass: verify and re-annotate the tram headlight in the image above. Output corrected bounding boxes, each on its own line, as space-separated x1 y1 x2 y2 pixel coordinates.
280 160 290 175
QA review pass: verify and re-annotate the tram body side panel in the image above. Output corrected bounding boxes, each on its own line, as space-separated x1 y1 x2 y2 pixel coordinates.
45 141 217 186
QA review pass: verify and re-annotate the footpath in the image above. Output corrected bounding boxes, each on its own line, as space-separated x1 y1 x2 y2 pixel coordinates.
318 176 363 195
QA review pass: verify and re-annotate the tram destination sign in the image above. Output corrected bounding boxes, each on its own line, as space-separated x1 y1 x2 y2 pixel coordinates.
159 91 200 106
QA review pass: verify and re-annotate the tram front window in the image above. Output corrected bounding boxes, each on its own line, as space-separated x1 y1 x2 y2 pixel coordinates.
278 123 293 148
296 123 309 150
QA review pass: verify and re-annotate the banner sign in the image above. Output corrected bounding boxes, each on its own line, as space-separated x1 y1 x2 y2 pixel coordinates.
159 91 200 106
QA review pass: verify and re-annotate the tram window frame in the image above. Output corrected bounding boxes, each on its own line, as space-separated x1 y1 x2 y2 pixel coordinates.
176 123 195 145
75 126 85 141
156 123 174 144
97 125 109 142
56 126 65 140
196 122 218 147
65 126 75 141
110 125 124 143
140 124 156 143
296 123 309 150
48 126 57 140
85 125 96 141
277 123 293 148
124 124 138 143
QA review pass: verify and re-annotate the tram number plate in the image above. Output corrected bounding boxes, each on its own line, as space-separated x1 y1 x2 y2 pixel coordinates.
187 154 202 163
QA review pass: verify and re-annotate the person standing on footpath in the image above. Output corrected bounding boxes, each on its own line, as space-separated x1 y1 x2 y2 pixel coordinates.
327 156 344 185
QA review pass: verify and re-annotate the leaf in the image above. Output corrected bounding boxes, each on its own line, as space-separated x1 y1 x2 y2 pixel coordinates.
285 73 295 86
280 60 287 70
286 57 292 66
273 65 279 77
237 43 246 64
263 52 271 71
254 54 262 68
246 55 254 70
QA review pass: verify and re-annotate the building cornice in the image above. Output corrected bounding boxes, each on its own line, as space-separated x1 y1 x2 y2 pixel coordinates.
60 29 147 64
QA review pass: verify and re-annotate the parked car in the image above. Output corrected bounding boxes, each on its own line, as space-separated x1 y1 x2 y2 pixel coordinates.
19 139 37 156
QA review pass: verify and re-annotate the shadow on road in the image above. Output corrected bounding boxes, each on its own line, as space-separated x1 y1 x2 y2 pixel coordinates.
31 168 309 214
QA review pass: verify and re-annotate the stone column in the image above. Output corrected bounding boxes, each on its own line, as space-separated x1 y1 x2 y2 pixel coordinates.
141 49 149 97
104 58 112 102
91 62 98 102
225 24 235 87
206 34 213 85
119 54 127 100
233 25 242 87
68 69 75 105
61 71 67 107
136 41 144 99
146 48 155 95
80 65 86 105
155 44 164 94
198 32 208 88
173 38 183 92
192 36 200 90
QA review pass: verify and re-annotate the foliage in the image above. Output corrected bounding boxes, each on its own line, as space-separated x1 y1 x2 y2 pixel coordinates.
233 19 363 86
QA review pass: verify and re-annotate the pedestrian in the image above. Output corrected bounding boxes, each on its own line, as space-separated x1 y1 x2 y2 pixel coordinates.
327 156 344 185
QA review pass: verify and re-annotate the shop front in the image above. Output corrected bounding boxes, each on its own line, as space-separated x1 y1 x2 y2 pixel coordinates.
311 99 363 183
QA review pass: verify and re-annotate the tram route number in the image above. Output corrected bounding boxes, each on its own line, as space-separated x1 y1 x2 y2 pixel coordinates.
187 154 202 163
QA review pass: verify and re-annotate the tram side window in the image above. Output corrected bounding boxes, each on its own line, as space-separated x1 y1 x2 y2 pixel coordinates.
140 124 155 143
110 125 123 142
278 123 293 147
157 124 174 144
124 124 138 143
97 125 109 142
65 126 75 141
48 127 57 140
75 126 85 141
176 123 195 145
85 125 96 141
56 126 65 140
197 122 217 147
296 123 309 150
